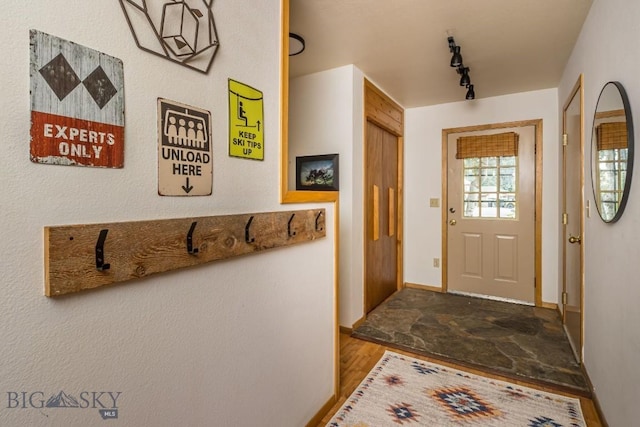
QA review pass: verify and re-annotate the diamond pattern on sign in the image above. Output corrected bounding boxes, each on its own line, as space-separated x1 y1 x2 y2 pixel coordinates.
39 53 81 101
82 66 118 109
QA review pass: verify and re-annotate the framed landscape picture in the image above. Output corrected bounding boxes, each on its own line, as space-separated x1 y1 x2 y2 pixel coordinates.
296 154 339 191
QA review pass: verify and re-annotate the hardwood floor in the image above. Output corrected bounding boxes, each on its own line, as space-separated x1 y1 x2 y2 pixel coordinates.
318 333 603 426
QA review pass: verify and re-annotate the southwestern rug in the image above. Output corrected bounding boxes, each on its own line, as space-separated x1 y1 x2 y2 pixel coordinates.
327 350 586 426
352 288 589 394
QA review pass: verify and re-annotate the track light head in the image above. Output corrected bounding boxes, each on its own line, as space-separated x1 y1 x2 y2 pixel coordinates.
466 84 475 100
450 46 462 67
448 37 463 67
447 37 455 50
458 67 470 86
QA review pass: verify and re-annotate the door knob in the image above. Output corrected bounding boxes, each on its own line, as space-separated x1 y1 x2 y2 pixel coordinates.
568 235 581 244
449 219 457 226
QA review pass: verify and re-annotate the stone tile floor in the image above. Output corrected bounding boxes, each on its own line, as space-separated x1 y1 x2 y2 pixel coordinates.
352 288 589 394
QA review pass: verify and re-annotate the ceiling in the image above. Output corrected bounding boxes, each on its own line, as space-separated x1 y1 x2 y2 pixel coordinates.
289 0 593 108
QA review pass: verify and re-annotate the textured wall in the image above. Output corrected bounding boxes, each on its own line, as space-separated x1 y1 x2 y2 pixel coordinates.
290 68 562 323
289 65 365 327
558 0 640 424
404 88 560 304
0 1 335 426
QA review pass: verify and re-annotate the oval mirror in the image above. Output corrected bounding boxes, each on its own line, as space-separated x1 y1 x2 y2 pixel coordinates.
591 81 634 223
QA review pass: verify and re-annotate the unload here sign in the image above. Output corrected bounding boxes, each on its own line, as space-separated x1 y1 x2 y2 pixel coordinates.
157 98 213 196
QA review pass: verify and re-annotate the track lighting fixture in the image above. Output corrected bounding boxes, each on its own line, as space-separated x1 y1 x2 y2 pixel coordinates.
450 46 462 67
466 84 475 100
458 67 470 86
448 37 463 67
447 37 475 100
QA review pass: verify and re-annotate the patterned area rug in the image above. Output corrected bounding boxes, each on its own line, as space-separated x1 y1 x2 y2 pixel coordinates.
327 351 585 427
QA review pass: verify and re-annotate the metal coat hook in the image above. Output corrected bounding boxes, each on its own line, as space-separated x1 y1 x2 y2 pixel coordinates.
245 216 255 243
187 221 199 254
95 229 111 271
288 213 296 238
315 211 324 232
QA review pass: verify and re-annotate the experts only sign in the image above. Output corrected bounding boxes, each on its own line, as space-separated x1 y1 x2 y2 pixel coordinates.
157 98 213 196
228 79 264 160
29 30 125 168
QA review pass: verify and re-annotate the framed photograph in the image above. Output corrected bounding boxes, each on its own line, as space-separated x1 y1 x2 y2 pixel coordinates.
296 154 339 191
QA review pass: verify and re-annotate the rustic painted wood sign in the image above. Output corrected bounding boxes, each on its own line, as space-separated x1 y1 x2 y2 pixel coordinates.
228 79 264 161
30 30 125 168
158 98 213 196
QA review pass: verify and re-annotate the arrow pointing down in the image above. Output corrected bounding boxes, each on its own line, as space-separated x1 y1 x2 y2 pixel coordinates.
182 177 194 194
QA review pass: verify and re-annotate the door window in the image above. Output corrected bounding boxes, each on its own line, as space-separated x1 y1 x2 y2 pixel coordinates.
463 156 517 219
595 147 627 220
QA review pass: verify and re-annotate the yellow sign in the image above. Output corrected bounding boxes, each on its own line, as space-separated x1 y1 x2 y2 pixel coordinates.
228 79 264 160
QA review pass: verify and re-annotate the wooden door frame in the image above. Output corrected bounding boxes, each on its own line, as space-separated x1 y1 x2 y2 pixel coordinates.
561 74 585 359
363 79 404 313
280 1 341 423
441 119 543 307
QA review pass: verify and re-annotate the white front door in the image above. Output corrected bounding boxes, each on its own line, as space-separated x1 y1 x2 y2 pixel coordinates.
447 126 536 303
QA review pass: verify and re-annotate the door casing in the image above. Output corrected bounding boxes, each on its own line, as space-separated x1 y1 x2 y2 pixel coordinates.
561 75 585 361
442 120 543 306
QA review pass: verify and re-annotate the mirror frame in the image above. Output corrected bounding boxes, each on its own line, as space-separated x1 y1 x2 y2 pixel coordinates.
591 81 634 223
280 0 338 204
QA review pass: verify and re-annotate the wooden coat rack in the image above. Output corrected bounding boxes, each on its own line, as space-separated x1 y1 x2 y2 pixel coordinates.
45 209 326 297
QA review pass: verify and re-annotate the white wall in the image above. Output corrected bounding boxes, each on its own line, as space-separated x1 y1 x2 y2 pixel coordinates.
289 65 365 327
558 0 640 424
0 1 335 426
404 89 560 304
291 69 561 325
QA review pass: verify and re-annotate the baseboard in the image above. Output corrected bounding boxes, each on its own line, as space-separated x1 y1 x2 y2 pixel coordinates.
404 282 443 293
352 316 366 330
541 301 559 312
339 325 352 335
581 362 609 427
339 315 366 335
305 394 337 427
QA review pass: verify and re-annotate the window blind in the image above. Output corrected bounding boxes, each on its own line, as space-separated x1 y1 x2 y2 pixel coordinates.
596 122 627 151
456 132 519 159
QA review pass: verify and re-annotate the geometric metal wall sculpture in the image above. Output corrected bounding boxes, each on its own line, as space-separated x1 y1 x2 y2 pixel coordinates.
119 0 220 74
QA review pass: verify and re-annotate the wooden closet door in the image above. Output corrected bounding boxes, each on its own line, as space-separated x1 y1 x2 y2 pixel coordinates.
365 120 398 312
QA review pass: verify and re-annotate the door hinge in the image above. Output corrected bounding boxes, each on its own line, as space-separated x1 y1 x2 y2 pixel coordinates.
562 134 568 146
563 213 568 225
562 292 568 305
